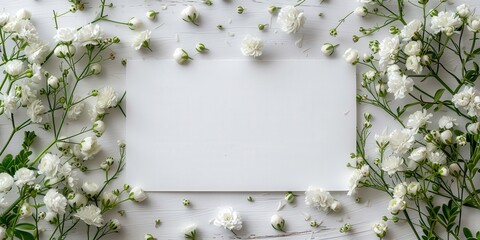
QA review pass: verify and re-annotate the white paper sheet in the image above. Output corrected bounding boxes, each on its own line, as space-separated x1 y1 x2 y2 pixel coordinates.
126 59 355 191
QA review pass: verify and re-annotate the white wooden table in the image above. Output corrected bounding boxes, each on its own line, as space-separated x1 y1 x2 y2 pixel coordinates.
3 0 479 239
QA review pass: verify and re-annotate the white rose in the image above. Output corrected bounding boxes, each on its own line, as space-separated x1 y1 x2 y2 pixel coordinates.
82 181 99 196
0 173 14 192
343 48 358 64
129 186 147 202
43 189 67 214
132 30 151 50
38 153 60 179
270 214 285 232
467 14 480 32
80 136 101 160
14 167 36 186
128 17 142 30
387 197 406 214
16 9 31 20
404 41 421 56
213 207 242 231
173 48 191 64
354 6 368 17
373 221 388 238
181 6 199 25
5 59 25 76
305 186 335 211
68 193 88 208
406 56 422 74
277 6 305 34
456 4 471 18
409 147 427 162
54 44 76 58
54 27 76 43
407 182 420 196
240 35 263 58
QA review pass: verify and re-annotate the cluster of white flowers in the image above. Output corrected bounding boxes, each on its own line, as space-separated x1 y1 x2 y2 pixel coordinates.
213 207 243 231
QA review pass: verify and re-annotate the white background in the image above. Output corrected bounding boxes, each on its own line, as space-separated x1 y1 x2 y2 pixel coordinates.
2 0 479 239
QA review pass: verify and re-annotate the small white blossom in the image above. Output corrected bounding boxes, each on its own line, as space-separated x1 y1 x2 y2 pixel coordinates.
428 150 447 165
54 27 76 43
277 6 306 34
79 136 101 160
431 11 462 36
270 214 285 232
387 197 406 214
0 13 9 26
68 193 88 208
321 43 336 56
16 9 31 20
406 109 432 131
20 203 33 218
400 19 422 40
183 224 197 239
407 182 421 196
38 153 60 179
181 6 199 25
213 207 242 231
409 147 427 162
146 10 158 20
378 36 400 70
387 72 414 99
25 39 50 64
406 55 423 74
438 116 457 129
240 35 263 58
26 99 44 123
132 30 151 50
393 182 407 198
440 130 453 144
354 6 368 17
5 59 25 76
382 155 404 175
14 167 35 186
388 129 415 154
82 181 99 196
373 221 388 238
75 24 102 46
404 41 422 56
66 96 85 120
343 48 358 64
74 205 104 227
44 189 67 214
456 4 471 18
129 186 147 202
467 14 480 32
305 186 335 211
0 173 14 192
128 17 142 30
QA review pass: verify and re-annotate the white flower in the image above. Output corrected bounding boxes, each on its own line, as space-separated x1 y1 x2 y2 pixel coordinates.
54 45 76 58
14 167 35 186
406 110 432 131
373 221 388 238
343 48 358 64
468 122 480 134
240 35 263 58
66 96 85 120
146 10 158 20
96 87 118 111
407 182 420 196
3 92 18 116
431 11 462 36
101 191 118 207
404 41 422 56
0 13 9 26
0 173 14 192
354 6 368 17
382 155 404 175
270 214 285 232
44 189 67 214
68 193 88 208
181 6 199 25
389 129 415 154
347 168 363 196
109 218 121 231
374 128 389 147
305 186 335 211
75 24 102 46
80 136 101 160
439 166 449 176
440 130 453 144
173 48 191 64
378 36 400 70
428 150 447 165
48 76 59 88
449 163 461 175
387 72 414 99
330 200 342 212
129 186 147 202
82 181 99 196
438 116 457 129
393 182 407 198
128 17 142 30
16 9 31 20
213 207 243 231
44 211 57 223
74 205 104 227
452 86 475 108
321 43 335 56
25 40 50 64
93 120 105 136
183 224 197 239
409 147 427 162
406 56 423 74
132 30 151 50
387 197 406 214
400 19 422 40
456 4 471 18
467 14 480 32
38 153 60 179
54 27 76 43
5 59 25 76
277 6 306 34
26 99 44 123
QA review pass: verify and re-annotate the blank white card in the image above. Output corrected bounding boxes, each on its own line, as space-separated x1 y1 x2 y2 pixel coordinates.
126 60 355 191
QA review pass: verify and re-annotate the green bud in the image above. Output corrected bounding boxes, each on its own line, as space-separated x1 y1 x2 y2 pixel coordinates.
145 233 155 240
182 198 190 206
247 196 254 202
285 192 295 203
203 0 213 6
268 6 278 14
237 6 245 14
217 24 223 30
155 219 161 227
258 24 266 30
389 26 400 35
429 9 438 17
195 43 208 53
339 223 351 233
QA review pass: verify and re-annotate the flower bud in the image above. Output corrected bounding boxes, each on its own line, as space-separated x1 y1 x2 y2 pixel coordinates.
237 6 245 14
48 76 59 88
182 198 190 206
440 130 452 145
429 9 438 17
181 6 199 25
146 10 158 20
449 163 461 176
310 220 319 227
90 63 102 75
93 120 105 137
270 214 285 232
128 17 142 30
285 192 295 202
109 219 121 231
268 6 278 14
389 26 400 34
321 43 336 56
195 43 208 53
439 166 449 176
468 122 480 134
144 233 155 240
456 134 467 146
173 48 191 64
330 200 342 212
354 6 368 17
16 9 31 20
258 24 266 30
129 186 147 202
340 223 351 233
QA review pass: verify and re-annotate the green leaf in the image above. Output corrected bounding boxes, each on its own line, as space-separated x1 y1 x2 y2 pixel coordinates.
22 131 36 150
14 230 35 240
434 89 445 102
15 223 36 231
